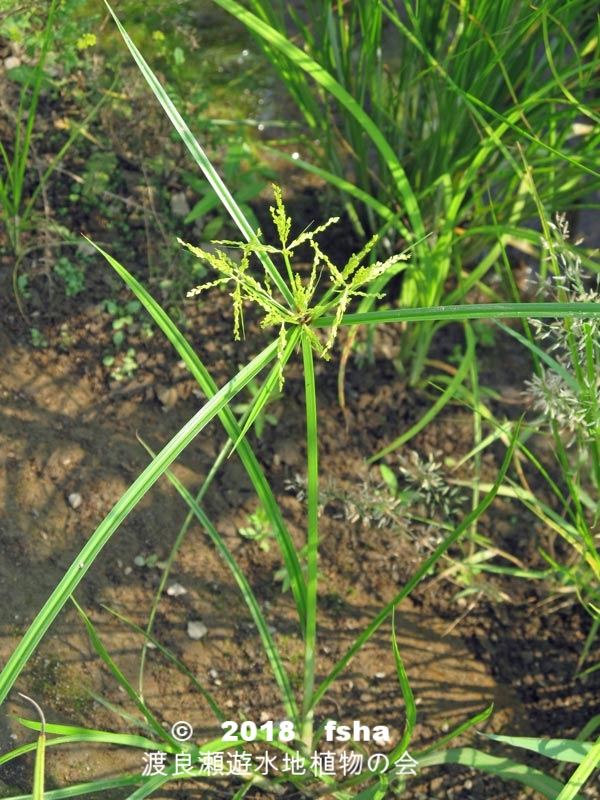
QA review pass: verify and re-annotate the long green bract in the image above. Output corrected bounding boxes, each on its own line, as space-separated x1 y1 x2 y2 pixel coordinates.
312 302 600 328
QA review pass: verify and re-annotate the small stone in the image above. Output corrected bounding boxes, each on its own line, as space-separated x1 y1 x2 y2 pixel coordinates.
187 620 208 640
155 384 178 411
77 240 97 258
68 492 82 509
5 56 21 71
170 191 190 218
167 582 187 597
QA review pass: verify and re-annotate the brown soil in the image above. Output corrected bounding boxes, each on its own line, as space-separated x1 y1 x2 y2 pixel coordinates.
0 48 599 800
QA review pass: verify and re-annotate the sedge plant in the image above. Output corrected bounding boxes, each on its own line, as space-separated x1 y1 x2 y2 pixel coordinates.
2 4 600 798
2 197 598 799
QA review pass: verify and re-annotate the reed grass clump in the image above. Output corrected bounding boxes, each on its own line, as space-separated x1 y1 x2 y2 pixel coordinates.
216 0 600 381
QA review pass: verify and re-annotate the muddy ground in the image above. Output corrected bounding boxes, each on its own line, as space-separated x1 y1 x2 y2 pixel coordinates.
0 40 599 800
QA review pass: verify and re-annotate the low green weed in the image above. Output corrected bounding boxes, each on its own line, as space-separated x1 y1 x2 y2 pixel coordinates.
29 327 48 349
133 552 168 570
66 150 119 208
238 505 274 552
99 299 154 382
103 347 139 383
103 298 154 349
53 255 85 297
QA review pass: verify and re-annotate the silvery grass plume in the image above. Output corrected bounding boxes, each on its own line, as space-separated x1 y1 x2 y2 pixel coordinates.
285 451 465 534
396 449 466 521
524 214 600 449
285 471 406 531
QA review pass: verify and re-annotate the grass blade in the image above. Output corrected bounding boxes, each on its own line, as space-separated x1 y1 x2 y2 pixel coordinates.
17 694 46 800
6 720 174 755
555 735 600 800
417 747 576 799
71 598 176 748
479 733 591 763
102 604 225 723
0 775 144 800
157 464 300 725
389 609 416 757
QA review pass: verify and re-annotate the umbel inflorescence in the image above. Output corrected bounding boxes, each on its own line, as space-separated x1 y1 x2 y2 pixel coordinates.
181 185 409 385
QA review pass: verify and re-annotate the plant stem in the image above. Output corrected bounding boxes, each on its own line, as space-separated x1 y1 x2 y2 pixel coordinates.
301 330 319 751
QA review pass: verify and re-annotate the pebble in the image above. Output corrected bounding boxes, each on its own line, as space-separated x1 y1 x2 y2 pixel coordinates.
170 191 190 218
68 492 82 509
187 620 208 640
167 582 187 597
77 240 97 258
